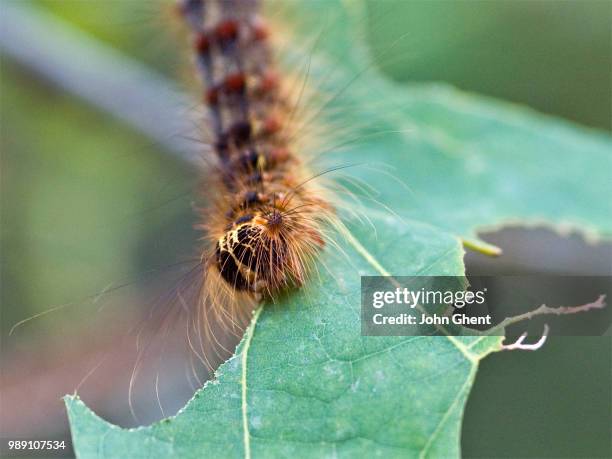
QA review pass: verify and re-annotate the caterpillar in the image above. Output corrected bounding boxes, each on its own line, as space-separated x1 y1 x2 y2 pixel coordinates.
177 0 336 342
6 0 368 426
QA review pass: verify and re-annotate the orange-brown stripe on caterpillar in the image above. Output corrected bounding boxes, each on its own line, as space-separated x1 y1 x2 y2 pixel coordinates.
179 0 334 303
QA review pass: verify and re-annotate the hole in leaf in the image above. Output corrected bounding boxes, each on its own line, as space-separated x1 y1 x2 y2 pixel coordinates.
465 226 612 276
460 226 612 336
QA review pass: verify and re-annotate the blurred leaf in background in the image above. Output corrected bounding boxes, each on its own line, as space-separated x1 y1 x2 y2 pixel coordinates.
367 0 611 130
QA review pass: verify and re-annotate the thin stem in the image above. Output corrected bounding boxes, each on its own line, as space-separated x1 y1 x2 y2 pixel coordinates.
0 2 202 166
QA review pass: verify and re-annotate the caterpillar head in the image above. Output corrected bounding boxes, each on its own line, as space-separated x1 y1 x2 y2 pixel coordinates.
215 210 292 294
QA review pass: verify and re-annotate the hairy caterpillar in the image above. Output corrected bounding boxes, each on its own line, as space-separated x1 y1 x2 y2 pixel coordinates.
178 0 336 328
5 0 380 427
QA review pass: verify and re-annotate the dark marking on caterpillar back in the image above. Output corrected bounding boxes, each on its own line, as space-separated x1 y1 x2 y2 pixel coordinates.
227 120 252 146
235 213 254 225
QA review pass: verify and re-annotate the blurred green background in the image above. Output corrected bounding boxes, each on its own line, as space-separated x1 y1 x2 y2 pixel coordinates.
1 0 610 457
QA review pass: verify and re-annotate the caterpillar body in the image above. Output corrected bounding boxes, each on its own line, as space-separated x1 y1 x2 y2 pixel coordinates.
179 0 334 317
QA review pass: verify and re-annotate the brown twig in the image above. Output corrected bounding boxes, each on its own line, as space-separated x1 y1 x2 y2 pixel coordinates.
491 295 607 351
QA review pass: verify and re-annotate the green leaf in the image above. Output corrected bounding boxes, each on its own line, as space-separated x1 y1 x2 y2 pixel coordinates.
66 1 611 458
67 218 503 458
